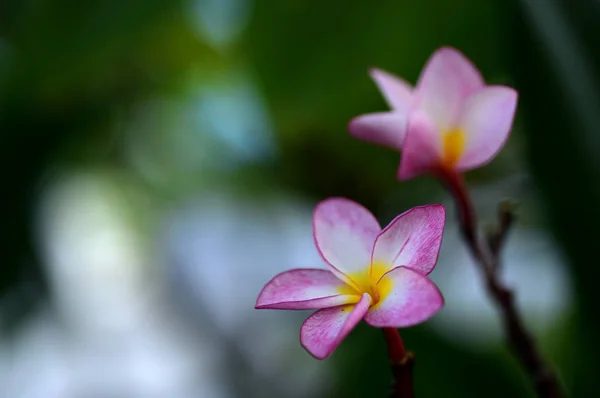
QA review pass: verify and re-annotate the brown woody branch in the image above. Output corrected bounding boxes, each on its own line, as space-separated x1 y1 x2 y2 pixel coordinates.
438 170 565 398
488 199 518 261
383 328 414 398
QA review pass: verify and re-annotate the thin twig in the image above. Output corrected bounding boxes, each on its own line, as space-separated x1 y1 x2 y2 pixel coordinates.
383 328 414 398
488 199 518 262
438 170 565 398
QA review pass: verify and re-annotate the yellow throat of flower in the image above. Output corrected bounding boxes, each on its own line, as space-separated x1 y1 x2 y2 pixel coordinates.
442 128 466 169
340 262 394 306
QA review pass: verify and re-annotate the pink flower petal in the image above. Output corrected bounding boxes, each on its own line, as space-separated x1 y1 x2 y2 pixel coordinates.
372 205 445 275
256 269 360 310
414 47 484 130
397 110 442 180
456 86 518 171
369 68 413 111
348 112 407 150
313 198 381 285
365 267 443 328
300 293 371 359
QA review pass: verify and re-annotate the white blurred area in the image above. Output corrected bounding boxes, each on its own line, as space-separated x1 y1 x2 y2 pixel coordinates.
0 171 329 398
429 176 574 347
0 18 332 396
0 170 575 397
163 191 331 396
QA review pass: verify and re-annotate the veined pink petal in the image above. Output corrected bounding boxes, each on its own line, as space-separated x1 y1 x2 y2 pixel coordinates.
369 68 413 111
414 47 484 131
348 112 407 150
372 205 445 275
255 269 360 310
313 198 381 285
456 86 518 171
397 110 442 180
364 267 443 328
300 293 371 359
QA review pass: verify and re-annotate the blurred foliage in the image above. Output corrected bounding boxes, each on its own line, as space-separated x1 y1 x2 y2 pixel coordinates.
1 0 599 396
513 0 600 395
0 0 220 317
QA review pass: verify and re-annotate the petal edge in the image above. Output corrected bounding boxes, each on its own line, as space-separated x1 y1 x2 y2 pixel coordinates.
300 293 371 359
414 47 485 130
372 204 445 276
348 112 407 150
313 198 381 286
365 267 443 328
397 110 442 180
256 268 360 310
457 85 518 171
369 68 413 111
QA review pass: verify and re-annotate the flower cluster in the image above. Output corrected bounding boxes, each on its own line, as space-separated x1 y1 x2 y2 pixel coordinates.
256 47 518 360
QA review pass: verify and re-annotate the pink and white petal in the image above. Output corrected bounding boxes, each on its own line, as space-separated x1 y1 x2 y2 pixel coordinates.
256 268 361 310
397 110 443 181
369 68 413 111
300 293 371 359
372 205 445 275
456 86 518 171
414 47 485 130
313 198 381 283
365 267 443 328
348 112 407 150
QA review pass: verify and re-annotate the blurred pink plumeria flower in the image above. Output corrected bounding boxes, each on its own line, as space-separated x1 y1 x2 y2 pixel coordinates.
349 47 518 180
255 198 445 359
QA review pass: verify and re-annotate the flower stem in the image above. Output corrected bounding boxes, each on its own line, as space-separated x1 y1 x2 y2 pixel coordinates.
382 328 414 398
438 169 566 398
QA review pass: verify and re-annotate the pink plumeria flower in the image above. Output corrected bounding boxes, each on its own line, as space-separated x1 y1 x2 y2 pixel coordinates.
255 198 445 359
349 47 518 180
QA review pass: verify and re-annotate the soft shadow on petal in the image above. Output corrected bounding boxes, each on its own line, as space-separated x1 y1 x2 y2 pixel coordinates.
369 68 413 110
365 267 443 328
456 86 518 171
397 110 442 180
414 47 484 130
348 112 407 150
372 205 445 275
300 293 371 359
256 268 360 310
313 198 381 285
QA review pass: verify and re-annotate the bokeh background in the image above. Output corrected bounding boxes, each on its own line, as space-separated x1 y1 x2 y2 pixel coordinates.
1 0 599 397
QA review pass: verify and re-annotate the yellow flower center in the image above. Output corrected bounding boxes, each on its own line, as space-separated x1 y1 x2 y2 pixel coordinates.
442 128 466 169
338 261 394 307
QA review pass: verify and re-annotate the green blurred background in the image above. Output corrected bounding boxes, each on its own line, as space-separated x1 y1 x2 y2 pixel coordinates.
1 0 599 396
